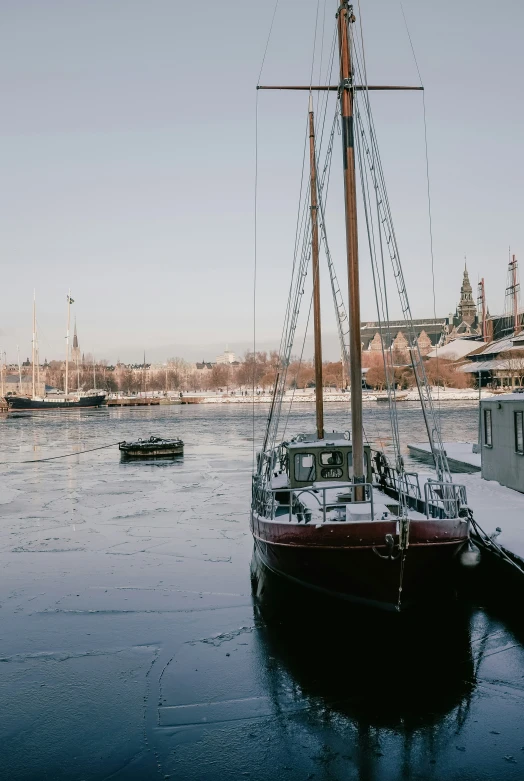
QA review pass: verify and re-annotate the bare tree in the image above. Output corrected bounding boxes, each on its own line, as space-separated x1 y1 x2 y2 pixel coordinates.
499 351 524 387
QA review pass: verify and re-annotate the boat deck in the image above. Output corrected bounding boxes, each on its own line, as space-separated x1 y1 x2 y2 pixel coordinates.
268 476 442 525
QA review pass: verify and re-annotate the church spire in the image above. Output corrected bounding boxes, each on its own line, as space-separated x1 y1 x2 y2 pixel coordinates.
457 262 476 325
71 318 81 365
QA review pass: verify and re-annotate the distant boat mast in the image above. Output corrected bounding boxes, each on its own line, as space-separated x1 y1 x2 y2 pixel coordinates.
32 291 36 398
65 291 74 396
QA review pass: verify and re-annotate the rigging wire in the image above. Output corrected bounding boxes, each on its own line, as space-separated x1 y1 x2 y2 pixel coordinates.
267 18 338 455
348 14 452 484
399 1 442 424
254 0 281 470
316 0 329 114
281 294 314 443
349 20 406 488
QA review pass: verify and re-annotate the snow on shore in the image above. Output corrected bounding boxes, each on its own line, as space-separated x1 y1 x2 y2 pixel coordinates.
181 387 496 404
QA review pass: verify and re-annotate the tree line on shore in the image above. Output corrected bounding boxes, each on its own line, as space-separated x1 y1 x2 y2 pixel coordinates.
25 348 473 394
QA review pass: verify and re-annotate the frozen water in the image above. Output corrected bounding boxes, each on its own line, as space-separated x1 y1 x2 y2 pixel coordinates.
1 402 524 780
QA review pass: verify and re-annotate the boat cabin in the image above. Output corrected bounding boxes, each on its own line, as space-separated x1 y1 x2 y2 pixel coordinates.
285 434 372 489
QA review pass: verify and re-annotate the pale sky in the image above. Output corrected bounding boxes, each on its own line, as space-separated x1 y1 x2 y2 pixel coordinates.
1 0 523 364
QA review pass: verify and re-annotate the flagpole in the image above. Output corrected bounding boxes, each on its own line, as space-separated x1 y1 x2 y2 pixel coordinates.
65 290 71 396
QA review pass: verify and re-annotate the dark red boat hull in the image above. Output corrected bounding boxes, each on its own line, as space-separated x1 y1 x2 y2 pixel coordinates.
251 513 469 611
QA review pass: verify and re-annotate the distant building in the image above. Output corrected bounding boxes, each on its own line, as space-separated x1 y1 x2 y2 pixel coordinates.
3 373 45 397
71 319 81 365
446 264 481 341
195 361 214 371
361 318 446 354
215 349 238 365
361 266 482 354
460 333 524 388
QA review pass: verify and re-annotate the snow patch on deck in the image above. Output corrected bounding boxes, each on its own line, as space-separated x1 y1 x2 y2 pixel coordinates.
408 442 481 472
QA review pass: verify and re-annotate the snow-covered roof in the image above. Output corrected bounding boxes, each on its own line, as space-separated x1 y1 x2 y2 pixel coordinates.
459 359 515 373
426 339 483 360
473 335 524 358
481 393 524 402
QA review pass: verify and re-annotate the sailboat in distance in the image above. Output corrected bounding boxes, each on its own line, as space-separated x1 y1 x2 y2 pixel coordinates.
250 2 470 611
6 292 106 411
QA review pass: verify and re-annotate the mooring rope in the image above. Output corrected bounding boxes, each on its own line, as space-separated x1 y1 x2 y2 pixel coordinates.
0 441 123 466
468 510 524 577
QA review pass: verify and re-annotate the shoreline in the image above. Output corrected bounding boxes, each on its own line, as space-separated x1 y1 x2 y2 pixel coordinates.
179 389 494 404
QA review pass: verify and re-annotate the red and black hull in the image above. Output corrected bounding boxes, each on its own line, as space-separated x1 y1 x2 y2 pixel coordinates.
251 513 469 611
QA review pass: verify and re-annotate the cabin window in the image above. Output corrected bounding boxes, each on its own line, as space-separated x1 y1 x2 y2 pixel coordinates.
515 411 524 454
319 451 343 466
294 453 316 482
484 408 492 447
321 467 344 479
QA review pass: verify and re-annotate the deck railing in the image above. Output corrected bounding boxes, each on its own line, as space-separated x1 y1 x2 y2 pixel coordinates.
424 480 468 520
252 478 374 523
252 474 468 522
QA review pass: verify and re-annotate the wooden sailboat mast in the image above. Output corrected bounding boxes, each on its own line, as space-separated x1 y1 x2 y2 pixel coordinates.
337 2 364 484
309 95 324 440
257 2 422 468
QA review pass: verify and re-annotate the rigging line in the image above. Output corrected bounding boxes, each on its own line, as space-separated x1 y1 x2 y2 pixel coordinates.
273 109 334 446
269 22 337 453
316 115 372 444
257 0 280 85
282 293 314 443
399 1 442 420
350 23 451 483
353 95 402 465
355 110 395 442
270 243 313 453
279 117 311 363
354 102 403 482
309 0 322 89
349 24 404 473
270 89 337 452
0 440 123 465
253 88 259 470
316 0 328 114
254 0 280 469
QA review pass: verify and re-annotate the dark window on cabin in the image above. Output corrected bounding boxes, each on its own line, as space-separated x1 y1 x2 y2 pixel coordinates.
294 453 316 482
484 408 492 447
321 467 343 479
515 411 524 454
319 451 343 466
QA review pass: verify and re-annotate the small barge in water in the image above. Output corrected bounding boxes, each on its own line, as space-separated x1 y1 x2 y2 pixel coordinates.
119 436 184 458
